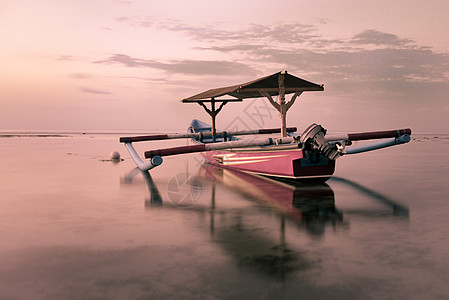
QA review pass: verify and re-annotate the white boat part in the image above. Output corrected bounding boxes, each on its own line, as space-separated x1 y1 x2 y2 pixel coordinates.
124 142 163 171
343 135 411 155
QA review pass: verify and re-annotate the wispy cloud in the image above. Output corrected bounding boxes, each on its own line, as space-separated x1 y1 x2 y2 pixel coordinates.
160 22 319 44
118 17 318 43
79 87 111 95
56 55 78 61
95 54 257 75
69 73 91 79
350 30 416 48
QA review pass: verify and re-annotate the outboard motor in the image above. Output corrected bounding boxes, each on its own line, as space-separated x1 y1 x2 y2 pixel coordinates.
300 124 341 160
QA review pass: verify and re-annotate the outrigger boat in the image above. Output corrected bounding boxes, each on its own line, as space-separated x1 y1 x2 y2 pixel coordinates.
120 71 411 182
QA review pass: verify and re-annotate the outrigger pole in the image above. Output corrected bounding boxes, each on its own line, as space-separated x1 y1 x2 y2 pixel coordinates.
144 136 296 159
120 127 298 143
119 126 411 162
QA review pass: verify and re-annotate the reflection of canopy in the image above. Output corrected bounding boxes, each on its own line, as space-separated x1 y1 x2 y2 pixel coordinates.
182 71 323 102
182 71 324 136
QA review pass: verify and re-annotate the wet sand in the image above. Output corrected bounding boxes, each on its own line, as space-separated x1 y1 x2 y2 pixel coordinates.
1 133 448 299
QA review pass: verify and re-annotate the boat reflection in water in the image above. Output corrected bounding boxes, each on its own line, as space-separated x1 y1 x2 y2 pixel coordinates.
198 164 344 238
122 164 408 279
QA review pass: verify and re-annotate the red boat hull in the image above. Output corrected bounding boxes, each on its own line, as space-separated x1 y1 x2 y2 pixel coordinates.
201 147 335 181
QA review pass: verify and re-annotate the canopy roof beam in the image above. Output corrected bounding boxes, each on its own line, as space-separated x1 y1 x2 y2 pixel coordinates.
183 98 242 103
239 87 322 93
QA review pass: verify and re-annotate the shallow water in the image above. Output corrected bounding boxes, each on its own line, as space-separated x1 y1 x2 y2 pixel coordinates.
1 133 448 299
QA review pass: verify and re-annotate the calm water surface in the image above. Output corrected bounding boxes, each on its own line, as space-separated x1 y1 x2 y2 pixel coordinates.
0 133 448 299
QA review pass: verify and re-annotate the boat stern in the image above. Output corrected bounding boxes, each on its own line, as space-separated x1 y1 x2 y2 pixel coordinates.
292 151 336 178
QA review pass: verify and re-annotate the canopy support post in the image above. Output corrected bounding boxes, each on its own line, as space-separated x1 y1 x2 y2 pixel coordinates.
258 84 302 137
279 73 287 136
198 98 228 137
211 100 216 136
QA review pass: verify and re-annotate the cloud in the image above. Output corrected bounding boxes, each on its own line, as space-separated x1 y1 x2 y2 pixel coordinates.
248 47 449 82
176 23 449 88
69 73 91 79
56 55 78 61
350 30 415 48
106 19 449 101
119 17 318 44
163 22 319 44
79 87 111 95
95 54 258 75
116 16 157 28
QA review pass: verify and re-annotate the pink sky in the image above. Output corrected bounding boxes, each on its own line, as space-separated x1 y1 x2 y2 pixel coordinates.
1 0 448 133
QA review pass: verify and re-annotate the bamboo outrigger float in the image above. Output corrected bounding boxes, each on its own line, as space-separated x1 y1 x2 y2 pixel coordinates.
120 71 411 182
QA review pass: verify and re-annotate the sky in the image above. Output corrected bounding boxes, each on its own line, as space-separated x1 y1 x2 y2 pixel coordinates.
1 0 448 133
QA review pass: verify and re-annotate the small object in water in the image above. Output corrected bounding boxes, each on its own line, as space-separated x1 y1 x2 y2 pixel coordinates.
110 151 121 161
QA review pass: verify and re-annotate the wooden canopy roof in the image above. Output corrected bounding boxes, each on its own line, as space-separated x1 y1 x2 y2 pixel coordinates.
182 71 324 137
182 71 324 102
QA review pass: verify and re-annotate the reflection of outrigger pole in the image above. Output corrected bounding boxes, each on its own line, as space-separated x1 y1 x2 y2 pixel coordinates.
329 176 409 216
123 168 163 206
